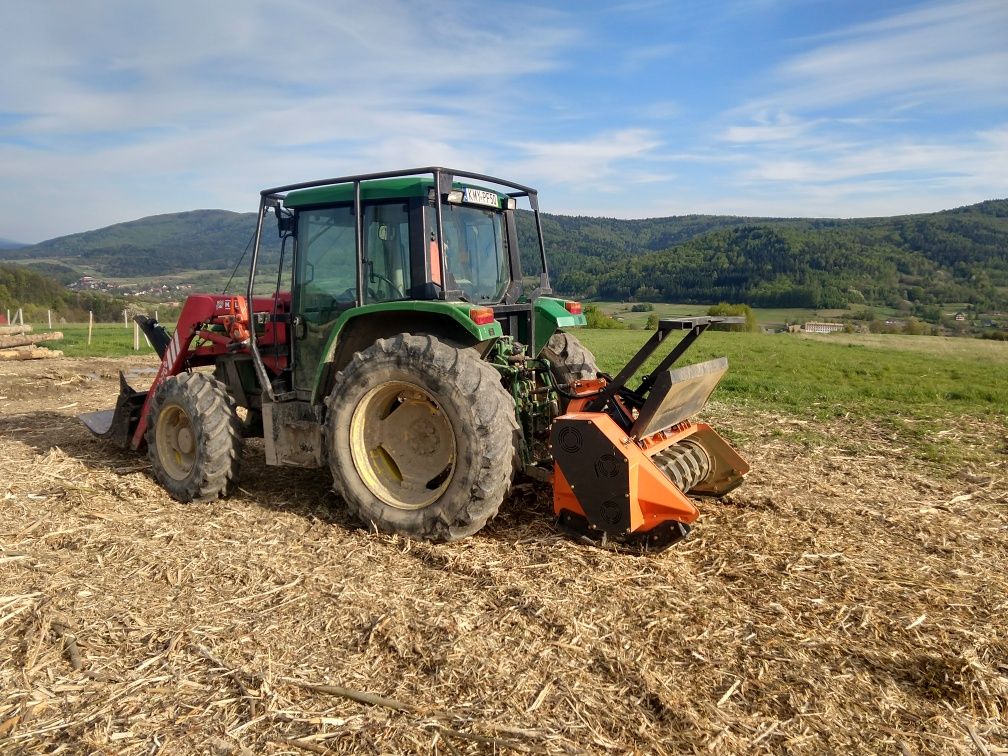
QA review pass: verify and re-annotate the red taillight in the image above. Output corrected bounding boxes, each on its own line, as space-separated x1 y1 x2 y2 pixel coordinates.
565 300 583 315
469 307 495 326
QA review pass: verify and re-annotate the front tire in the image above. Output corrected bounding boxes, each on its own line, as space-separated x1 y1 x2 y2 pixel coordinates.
146 372 242 502
326 334 517 541
542 331 599 411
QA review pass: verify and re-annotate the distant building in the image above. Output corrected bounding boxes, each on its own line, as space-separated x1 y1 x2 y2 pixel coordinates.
954 311 966 321
804 321 845 334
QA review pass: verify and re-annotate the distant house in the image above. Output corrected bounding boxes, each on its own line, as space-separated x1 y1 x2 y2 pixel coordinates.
803 321 845 334
954 311 966 321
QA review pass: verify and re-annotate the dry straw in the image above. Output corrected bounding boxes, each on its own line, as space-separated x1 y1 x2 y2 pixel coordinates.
1 357 1006 754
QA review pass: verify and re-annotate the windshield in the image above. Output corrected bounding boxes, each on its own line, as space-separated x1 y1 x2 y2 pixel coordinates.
428 204 509 303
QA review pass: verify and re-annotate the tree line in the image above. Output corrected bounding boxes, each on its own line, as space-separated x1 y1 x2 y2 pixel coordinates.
518 199 1008 310
0 264 129 322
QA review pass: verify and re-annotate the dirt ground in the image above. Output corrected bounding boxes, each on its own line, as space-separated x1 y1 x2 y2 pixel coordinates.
1 357 1005 755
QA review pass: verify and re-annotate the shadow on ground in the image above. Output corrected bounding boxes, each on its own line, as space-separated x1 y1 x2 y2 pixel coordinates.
0 411 562 546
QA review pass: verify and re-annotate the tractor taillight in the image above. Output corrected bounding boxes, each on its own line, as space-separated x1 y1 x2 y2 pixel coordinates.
565 301 583 315
469 307 495 326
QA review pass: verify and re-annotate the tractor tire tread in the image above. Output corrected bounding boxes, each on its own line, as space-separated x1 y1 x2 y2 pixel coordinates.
326 333 517 541
542 330 599 385
146 372 242 503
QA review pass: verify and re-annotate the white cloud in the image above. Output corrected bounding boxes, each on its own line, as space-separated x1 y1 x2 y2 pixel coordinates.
720 112 816 143
0 1 583 240
763 0 1008 111
709 0 1008 217
507 129 664 188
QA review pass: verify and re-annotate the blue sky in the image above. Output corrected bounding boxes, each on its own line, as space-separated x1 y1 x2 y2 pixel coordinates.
1 0 1006 242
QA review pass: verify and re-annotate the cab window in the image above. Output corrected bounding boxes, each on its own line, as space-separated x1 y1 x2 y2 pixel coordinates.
363 202 411 303
295 205 357 324
427 204 508 303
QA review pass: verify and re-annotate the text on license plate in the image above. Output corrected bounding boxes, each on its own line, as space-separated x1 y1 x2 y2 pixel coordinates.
462 187 500 208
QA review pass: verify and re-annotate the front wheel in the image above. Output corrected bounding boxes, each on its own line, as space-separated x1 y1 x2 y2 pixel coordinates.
326 334 518 541
146 372 242 502
541 330 599 411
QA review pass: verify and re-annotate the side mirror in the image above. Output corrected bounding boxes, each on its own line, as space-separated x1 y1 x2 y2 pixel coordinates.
276 208 296 236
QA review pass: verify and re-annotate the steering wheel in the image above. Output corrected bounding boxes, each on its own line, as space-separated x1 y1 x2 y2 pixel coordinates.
368 271 404 301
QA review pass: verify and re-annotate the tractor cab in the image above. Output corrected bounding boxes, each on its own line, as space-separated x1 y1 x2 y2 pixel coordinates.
249 169 557 401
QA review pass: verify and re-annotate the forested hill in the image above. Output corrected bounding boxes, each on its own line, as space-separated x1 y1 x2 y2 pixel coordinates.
0 264 127 321
4 199 1007 309
0 210 278 277
518 199 1008 309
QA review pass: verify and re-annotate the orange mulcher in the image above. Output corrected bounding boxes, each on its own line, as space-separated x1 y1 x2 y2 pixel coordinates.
550 317 749 550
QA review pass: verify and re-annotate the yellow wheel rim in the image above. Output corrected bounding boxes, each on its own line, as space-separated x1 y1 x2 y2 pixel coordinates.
349 381 456 510
155 403 197 481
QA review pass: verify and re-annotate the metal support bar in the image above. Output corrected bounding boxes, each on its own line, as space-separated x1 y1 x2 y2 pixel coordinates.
434 169 447 300
246 198 276 402
354 180 363 305
637 325 706 394
609 329 667 390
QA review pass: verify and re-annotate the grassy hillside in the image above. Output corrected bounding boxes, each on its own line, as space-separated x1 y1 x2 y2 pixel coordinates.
0 264 132 322
0 210 283 278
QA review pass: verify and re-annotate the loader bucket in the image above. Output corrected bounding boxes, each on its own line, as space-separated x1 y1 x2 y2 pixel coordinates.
79 372 147 449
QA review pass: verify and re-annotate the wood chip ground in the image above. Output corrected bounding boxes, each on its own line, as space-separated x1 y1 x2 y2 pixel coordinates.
1 357 1005 754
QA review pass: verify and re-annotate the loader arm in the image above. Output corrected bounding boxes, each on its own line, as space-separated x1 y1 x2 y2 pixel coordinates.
80 294 261 450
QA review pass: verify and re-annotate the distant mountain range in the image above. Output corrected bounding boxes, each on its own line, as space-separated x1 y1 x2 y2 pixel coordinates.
3 199 1006 310
0 238 25 251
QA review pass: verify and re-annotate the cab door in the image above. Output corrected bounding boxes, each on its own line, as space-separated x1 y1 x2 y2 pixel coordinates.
291 204 358 393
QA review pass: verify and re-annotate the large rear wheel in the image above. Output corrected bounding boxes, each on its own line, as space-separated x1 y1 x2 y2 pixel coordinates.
326 334 517 541
146 372 242 502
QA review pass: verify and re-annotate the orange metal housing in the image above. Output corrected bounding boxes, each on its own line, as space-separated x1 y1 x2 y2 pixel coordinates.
552 411 700 535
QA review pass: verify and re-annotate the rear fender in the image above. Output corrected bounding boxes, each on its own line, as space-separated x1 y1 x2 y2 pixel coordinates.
309 302 504 404
532 297 587 356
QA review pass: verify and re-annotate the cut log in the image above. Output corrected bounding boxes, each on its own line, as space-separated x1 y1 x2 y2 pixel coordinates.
0 347 64 360
0 324 33 335
0 331 63 349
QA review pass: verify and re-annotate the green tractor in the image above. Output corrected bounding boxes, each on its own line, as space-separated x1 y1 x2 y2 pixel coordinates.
82 168 747 549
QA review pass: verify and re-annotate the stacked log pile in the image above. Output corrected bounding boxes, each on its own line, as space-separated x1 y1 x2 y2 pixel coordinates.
0 330 64 360
0 324 33 335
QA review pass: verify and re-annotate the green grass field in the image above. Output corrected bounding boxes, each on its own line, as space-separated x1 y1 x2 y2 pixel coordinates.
593 300 900 329
577 328 1008 466
43 322 1008 420
577 329 1008 419
47 323 160 358
36 318 1008 467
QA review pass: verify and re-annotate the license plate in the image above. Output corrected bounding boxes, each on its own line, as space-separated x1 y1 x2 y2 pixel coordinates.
462 187 500 208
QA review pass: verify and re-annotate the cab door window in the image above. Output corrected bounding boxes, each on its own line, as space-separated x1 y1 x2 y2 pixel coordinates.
363 202 411 303
293 205 356 391
295 205 357 323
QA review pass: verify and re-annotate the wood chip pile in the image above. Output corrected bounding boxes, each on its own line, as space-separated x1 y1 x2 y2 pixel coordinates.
1 358 1005 754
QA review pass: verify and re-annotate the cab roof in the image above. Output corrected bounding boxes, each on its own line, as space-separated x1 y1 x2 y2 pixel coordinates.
283 177 507 209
